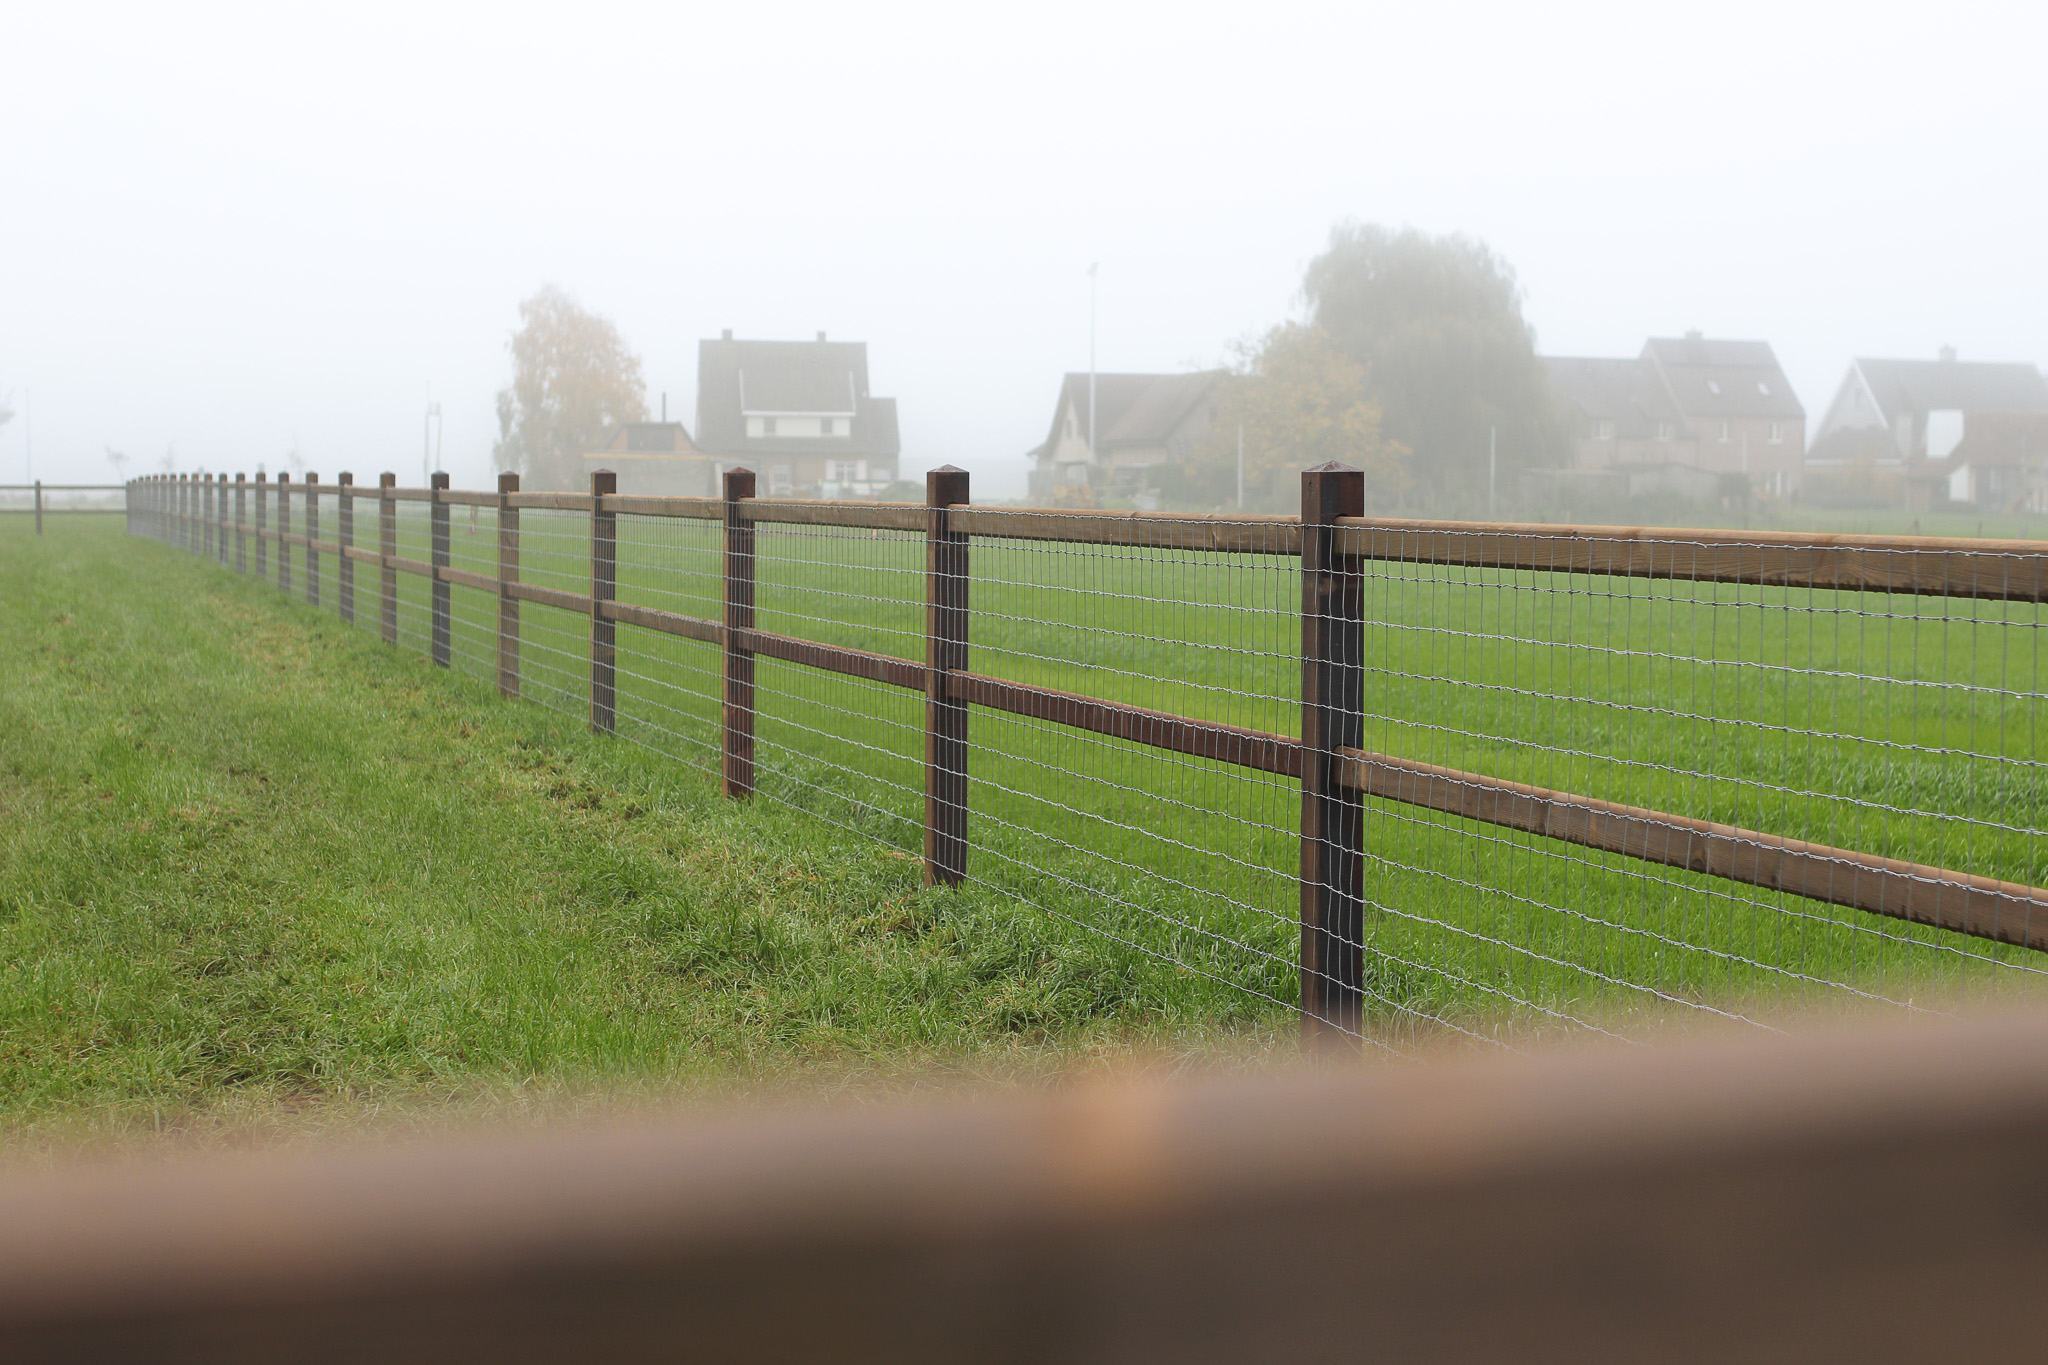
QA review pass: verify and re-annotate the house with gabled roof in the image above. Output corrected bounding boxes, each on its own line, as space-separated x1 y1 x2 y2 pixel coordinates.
1544 333 1806 499
579 421 710 496
693 331 901 499
1808 349 2048 508
1027 371 1221 508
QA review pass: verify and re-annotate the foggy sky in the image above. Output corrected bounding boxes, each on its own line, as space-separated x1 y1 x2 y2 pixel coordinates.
4 1 2044 500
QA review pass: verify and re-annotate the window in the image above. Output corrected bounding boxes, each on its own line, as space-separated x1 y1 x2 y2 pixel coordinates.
1719 421 1731 443
1757 380 1772 396
1706 380 1722 396
761 417 778 436
770 464 793 495
1768 422 1783 444
1657 421 1673 442
1594 419 1615 441
828 460 860 483
820 418 836 436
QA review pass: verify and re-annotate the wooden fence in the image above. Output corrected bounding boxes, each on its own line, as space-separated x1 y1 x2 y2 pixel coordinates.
0 483 126 533
127 469 2048 1040
5 1010 2048 1361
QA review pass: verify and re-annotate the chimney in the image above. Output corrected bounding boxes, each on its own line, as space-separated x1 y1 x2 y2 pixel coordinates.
816 331 827 342
721 329 732 341
1684 329 1703 342
1939 345 1957 363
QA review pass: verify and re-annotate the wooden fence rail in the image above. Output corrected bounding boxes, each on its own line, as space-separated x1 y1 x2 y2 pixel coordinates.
5 1011 2048 1362
123 471 2048 1037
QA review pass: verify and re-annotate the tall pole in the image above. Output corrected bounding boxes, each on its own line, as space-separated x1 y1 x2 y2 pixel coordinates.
1087 263 1098 479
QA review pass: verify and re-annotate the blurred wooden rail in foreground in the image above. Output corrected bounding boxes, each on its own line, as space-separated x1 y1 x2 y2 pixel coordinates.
5 1014 2048 1362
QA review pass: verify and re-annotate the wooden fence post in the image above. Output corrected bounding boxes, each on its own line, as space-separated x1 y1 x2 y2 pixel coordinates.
337 473 354 623
1299 461 1366 1047
277 473 293 597
209 475 221 559
589 470 618 732
254 473 268 578
430 472 451 667
923 465 971 887
34 479 43 535
722 467 756 796
216 475 228 565
176 475 187 551
234 475 246 573
378 474 398 645
496 473 520 700
305 473 321 607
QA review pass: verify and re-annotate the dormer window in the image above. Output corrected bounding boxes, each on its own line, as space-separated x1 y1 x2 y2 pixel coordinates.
762 417 778 436
1707 380 1722 396
1757 381 1771 396
821 418 836 436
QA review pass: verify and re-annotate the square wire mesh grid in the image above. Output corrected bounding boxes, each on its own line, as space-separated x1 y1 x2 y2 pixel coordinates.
142 486 2048 1051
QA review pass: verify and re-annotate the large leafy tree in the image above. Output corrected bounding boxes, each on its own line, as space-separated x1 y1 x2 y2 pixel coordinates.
1303 222 1570 513
493 286 647 489
1172 323 1408 512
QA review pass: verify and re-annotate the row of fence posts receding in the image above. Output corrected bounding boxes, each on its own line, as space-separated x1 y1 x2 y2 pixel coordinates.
128 466 1371 1045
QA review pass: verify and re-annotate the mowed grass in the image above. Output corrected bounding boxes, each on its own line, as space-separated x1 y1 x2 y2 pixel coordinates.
0 519 1287 1147
287 496 2048 1042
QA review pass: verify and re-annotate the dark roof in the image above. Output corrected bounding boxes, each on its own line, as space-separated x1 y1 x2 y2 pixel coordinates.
1044 372 1220 454
597 421 694 455
1543 356 1678 438
1642 336 1805 420
695 336 899 460
1853 358 2048 425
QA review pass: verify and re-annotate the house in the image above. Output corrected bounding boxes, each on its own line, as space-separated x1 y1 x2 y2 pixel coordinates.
1807 350 2048 508
692 331 901 499
1027 371 1221 508
1543 333 1806 498
579 421 711 496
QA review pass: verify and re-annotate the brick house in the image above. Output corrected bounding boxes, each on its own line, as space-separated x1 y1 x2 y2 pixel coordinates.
1544 334 1806 498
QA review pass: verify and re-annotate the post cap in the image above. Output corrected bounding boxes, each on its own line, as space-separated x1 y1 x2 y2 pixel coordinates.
430 472 450 490
498 472 520 493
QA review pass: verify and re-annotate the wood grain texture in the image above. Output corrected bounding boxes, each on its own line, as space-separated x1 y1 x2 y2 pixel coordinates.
8 1016 2048 1363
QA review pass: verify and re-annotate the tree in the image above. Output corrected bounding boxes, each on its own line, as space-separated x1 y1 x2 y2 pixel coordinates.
104 447 130 479
493 286 647 489
1303 222 1571 513
1168 323 1408 513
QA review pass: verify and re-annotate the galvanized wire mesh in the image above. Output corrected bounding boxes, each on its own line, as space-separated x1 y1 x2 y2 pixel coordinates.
130 476 2048 1051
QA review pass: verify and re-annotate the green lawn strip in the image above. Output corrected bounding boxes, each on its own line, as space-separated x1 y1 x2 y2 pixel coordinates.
0 522 1283 1144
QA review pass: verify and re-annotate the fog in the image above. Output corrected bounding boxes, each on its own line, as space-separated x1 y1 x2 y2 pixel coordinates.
4 0 2044 499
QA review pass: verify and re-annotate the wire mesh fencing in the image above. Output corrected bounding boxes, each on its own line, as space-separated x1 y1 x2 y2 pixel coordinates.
126 469 2048 1051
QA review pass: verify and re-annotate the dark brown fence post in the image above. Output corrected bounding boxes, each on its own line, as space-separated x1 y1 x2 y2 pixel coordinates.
33 480 42 535
589 470 618 732
176 475 188 551
254 473 268 578
1299 461 1366 1047
204 476 214 555
430 472 451 667
277 473 293 596
305 473 321 607
234 474 246 572
722 467 757 796
337 474 355 622
378 474 397 645
496 473 520 699
215 475 228 565
923 465 971 887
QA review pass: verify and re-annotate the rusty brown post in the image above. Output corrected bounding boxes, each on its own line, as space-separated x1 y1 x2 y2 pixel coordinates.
276 473 293 597
496 472 520 699
234 474 246 573
305 473 321 607
430 472 451 666
722 466 757 796
589 469 618 732
378 474 397 645
923 465 971 887
337 474 355 623
1300 461 1366 1047
254 473 268 578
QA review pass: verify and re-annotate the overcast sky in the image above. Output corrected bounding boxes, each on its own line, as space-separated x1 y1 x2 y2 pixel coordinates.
4 1 2043 498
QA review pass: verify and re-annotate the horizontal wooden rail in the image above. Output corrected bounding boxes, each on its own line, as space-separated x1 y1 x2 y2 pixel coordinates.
952 505 1304 554
9 1013 2048 1361
1334 517 2048 602
508 581 591 614
1335 748 2048 952
948 671 1302 778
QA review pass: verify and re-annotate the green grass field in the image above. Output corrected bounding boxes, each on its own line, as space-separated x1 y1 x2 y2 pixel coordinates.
1 519 1294 1150
208 493 2048 1048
